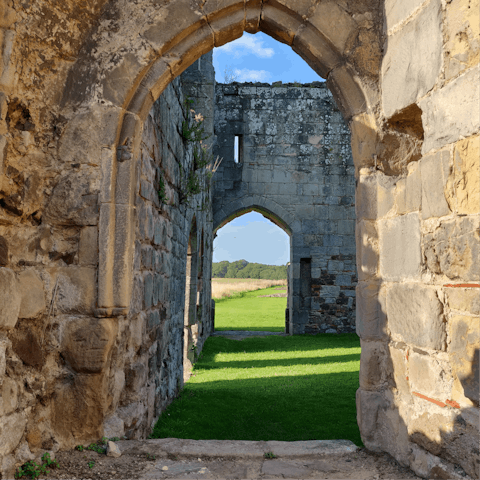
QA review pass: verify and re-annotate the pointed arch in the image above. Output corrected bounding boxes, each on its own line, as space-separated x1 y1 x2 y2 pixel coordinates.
58 1 375 315
213 195 294 237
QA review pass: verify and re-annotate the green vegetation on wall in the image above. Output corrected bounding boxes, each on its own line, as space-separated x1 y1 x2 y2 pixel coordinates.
212 260 287 279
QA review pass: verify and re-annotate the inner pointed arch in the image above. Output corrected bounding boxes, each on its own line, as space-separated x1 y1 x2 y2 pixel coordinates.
214 205 292 237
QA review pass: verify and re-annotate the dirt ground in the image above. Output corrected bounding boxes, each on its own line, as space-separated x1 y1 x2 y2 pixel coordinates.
39 445 421 480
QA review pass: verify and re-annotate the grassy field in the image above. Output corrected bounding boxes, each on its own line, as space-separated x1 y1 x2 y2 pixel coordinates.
151 334 362 445
211 278 287 300
214 286 286 332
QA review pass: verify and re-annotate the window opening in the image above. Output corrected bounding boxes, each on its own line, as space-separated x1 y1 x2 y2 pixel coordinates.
234 135 243 164
300 258 312 309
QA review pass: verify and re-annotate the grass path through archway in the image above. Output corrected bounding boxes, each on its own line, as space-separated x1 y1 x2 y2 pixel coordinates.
214 286 287 332
151 334 361 445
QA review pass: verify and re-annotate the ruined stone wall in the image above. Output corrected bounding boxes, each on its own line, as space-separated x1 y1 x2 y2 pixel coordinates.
0 62 214 475
354 1 479 477
0 1 478 479
213 82 356 334
124 72 214 437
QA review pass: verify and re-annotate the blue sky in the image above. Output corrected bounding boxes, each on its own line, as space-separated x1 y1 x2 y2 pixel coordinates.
213 213 290 266
213 32 323 84
212 33 322 266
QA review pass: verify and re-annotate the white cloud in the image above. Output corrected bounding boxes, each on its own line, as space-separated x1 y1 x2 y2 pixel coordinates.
232 68 270 82
213 221 290 265
216 35 275 59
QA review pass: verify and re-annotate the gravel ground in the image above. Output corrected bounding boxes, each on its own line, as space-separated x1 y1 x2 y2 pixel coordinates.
38 442 421 480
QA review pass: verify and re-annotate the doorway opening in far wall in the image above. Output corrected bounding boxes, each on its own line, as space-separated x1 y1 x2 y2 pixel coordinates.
184 217 198 383
212 210 290 333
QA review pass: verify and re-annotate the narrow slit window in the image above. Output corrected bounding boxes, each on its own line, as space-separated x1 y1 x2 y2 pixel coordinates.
234 135 243 164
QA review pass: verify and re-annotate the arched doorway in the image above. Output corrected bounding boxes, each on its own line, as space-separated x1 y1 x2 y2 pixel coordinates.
3 2 477 478
213 209 291 332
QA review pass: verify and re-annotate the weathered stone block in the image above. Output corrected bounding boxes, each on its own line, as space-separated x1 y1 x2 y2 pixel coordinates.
125 362 148 393
446 135 480 215
17 270 46 319
147 310 160 330
0 338 6 381
111 369 125 409
79 226 99 266
378 213 421 281
356 388 386 447
446 287 480 315
382 0 443 117
102 52 152 108
444 406 480 478
0 268 20 330
144 272 154 309
409 444 450 479
389 344 409 395
0 235 7 266
62 318 116 374
408 411 457 457
0 29 16 89
0 411 27 456
448 314 479 406
423 217 480 281
359 340 389 391
356 220 378 280
420 65 480 153
326 65 368 121
1 376 18 415
356 282 388 340
387 284 446 350
52 268 97 314
409 351 453 400
44 170 100 226
356 173 395 220
116 402 146 432
385 0 426 31
349 113 377 169
11 328 45 368
444 0 480 80
420 149 451 219
103 415 125 439
394 162 421 214
143 1 206 53
53 374 108 444
154 274 164 306
308 0 358 54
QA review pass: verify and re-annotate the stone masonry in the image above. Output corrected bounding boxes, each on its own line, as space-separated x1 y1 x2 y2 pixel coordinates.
0 1 478 479
213 81 356 334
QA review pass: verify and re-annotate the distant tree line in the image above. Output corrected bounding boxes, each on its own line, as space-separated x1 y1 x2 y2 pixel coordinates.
212 260 287 279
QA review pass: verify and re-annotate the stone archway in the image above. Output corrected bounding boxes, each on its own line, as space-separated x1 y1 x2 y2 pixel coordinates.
1 1 478 478
56 1 374 317
54 1 380 452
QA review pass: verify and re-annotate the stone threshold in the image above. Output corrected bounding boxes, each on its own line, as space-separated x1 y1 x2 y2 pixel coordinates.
211 330 286 338
116 438 358 458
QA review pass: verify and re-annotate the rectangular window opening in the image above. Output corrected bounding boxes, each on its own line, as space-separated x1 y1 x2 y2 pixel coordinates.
300 258 312 308
234 135 243 164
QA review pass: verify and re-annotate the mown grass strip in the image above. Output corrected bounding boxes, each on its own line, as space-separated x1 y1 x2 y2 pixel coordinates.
151 334 362 446
214 286 286 332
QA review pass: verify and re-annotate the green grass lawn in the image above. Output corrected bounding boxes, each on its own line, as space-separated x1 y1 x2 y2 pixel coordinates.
214 287 286 332
151 334 362 445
